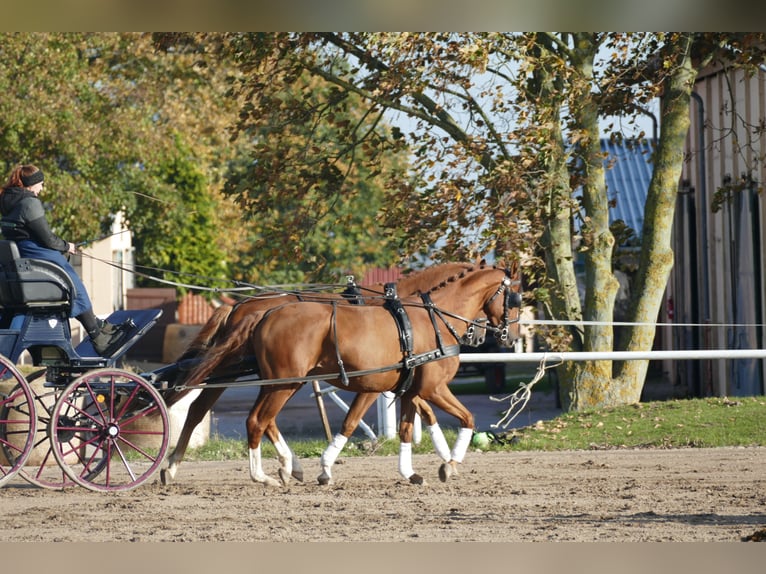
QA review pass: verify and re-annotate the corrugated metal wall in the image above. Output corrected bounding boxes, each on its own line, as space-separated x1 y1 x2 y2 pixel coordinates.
676 65 766 396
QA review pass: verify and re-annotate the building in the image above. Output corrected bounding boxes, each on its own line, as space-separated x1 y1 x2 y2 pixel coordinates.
673 63 766 396
69 212 135 345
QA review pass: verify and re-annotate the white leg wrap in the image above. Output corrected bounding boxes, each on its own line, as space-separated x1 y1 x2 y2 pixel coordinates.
427 423 451 462
274 432 292 476
248 445 280 486
320 434 348 469
450 427 474 463
249 445 263 482
398 442 414 478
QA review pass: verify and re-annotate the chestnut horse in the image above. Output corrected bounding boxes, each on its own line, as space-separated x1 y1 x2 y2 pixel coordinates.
181 263 521 486
160 262 478 485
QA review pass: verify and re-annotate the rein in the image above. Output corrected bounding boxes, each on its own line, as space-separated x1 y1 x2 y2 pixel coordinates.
170 350 458 391
78 251 379 299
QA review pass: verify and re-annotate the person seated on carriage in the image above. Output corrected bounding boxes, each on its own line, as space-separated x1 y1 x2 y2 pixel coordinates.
0 163 131 357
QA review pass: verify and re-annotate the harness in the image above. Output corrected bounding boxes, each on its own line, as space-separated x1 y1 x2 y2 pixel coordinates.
340 276 365 305
383 283 416 396
172 268 522 394
331 281 462 397
383 283 461 396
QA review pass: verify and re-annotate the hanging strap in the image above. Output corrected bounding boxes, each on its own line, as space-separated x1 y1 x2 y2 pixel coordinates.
331 301 350 386
383 282 416 396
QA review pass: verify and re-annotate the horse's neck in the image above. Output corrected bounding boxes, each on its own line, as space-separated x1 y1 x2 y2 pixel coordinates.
426 270 500 322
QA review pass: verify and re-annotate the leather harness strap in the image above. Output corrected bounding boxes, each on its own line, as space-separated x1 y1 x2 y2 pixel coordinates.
383 282 416 396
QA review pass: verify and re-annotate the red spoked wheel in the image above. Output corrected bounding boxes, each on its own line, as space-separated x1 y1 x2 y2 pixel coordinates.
0 355 37 488
49 369 170 492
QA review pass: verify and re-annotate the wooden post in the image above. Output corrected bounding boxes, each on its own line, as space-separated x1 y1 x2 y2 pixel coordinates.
312 381 333 442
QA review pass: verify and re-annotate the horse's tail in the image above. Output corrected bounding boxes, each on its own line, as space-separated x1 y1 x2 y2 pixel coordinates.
164 311 265 408
175 305 235 361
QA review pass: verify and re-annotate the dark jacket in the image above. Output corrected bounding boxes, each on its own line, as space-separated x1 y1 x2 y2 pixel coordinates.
0 187 68 253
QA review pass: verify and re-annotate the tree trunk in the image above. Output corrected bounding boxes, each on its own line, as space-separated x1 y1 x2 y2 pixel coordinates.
613 36 697 399
557 35 621 410
557 35 697 410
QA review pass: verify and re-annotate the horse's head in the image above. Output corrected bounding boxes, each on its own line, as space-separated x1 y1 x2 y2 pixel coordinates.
482 266 523 348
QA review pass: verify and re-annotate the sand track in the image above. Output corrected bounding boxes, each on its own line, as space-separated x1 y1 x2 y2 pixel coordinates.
1 447 765 542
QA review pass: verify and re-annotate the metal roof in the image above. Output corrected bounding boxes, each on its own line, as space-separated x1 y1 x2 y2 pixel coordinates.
601 138 654 241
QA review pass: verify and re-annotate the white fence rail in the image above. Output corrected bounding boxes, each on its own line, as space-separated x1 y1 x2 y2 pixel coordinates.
459 349 766 362
318 348 766 441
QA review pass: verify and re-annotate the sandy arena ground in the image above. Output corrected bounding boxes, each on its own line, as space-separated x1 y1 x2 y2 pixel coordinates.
1 446 765 542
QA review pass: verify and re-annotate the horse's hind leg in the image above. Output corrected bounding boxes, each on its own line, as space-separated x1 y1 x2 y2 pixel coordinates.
409 396 451 463
161 387 225 485
397 393 427 485
419 387 475 482
318 392 379 485
264 419 304 483
247 384 302 487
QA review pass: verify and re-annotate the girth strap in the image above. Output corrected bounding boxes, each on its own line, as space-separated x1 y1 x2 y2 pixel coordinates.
383 282 416 396
331 301 350 386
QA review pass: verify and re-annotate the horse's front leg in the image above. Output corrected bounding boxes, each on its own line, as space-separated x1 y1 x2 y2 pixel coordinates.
398 394 425 485
318 392 379 485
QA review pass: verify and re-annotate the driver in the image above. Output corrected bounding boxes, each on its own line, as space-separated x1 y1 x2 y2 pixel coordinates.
0 164 130 357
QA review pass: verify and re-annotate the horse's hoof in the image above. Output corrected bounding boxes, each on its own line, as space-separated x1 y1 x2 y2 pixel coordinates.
278 468 292 486
252 475 282 487
438 462 457 482
317 473 332 486
292 468 304 482
409 473 425 485
160 469 171 486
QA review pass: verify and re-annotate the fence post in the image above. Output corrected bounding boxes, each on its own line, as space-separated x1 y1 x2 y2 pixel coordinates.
377 392 397 439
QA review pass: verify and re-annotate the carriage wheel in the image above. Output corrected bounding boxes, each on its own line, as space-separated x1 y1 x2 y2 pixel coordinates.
4 369 84 490
48 368 170 492
0 355 37 487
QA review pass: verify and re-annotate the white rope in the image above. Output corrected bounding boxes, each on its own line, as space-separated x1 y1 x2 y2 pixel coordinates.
489 354 561 430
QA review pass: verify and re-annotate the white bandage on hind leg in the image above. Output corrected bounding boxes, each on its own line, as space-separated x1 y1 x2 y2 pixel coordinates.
398 442 414 478
320 434 348 468
450 427 474 463
427 423 451 462
274 432 291 460
274 432 292 474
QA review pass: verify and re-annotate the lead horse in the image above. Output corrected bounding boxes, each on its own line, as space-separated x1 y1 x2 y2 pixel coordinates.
187 262 521 486
160 262 479 485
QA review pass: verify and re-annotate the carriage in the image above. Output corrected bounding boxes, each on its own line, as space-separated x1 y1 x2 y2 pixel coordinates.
0 239 178 491
0 240 522 491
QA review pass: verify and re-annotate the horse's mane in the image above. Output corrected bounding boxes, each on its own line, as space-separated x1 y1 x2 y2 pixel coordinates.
423 262 484 294
423 259 519 294
395 262 474 290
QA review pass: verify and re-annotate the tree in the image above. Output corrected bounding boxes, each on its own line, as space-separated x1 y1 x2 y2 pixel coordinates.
0 33 243 294
219 32 766 410
216 35 411 284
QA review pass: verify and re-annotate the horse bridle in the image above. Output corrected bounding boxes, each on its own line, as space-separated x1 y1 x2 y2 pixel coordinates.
484 269 523 344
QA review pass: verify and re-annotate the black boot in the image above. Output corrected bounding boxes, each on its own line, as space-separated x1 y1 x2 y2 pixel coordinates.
91 319 131 357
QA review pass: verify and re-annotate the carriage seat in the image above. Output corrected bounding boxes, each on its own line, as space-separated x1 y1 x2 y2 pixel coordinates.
0 240 75 312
